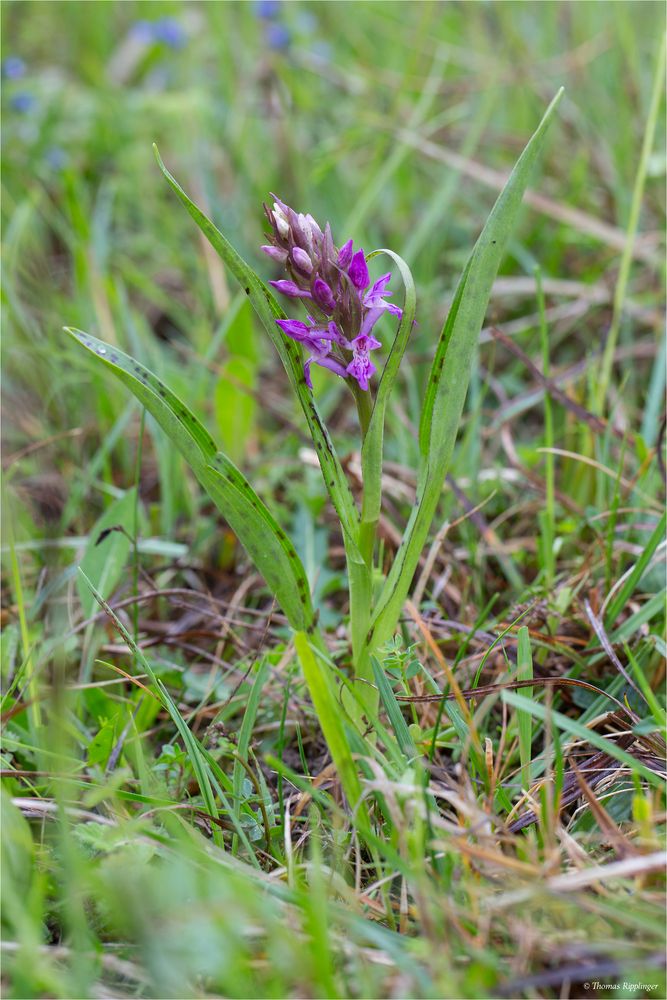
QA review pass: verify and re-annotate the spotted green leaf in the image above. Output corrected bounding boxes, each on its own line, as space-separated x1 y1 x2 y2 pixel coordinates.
65 327 315 633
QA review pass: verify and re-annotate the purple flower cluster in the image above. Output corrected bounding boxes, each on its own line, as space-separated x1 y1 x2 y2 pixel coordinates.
262 197 401 391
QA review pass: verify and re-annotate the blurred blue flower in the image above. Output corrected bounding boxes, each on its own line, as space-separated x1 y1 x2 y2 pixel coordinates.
266 22 290 51
10 91 36 113
2 55 26 79
130 17 187 48
131 19 155 44
153 17 187 48
45 147 68 170
254 0 282 19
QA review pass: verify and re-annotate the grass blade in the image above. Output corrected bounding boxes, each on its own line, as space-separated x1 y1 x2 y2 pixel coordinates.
603 510 666 628
516 626 533 791
232 659 271 813
371 656 418 761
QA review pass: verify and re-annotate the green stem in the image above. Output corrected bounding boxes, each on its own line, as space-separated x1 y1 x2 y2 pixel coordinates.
344 384 379 725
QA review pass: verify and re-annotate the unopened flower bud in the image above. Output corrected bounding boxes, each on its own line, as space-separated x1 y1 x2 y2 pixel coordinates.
338 239 354 268
273 204 290 238
291 247 313 275
312 278 336 313
349 249 370 290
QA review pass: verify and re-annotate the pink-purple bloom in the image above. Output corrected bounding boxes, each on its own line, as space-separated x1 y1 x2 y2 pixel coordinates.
262 196 402 391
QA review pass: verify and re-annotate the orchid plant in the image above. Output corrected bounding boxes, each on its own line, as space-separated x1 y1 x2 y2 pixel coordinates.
67 91 562 808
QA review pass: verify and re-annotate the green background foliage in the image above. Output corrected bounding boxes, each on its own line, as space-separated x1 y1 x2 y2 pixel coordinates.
2 3 665 998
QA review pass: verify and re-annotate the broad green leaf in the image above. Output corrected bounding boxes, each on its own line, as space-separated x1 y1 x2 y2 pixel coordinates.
65 328 315 633
76 488 135 620
368 89 564 653
153 146 362 561
215 358 257 467
205 455 315 631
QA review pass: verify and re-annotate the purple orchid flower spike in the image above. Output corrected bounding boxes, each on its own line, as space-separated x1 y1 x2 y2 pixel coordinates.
261 197 403 392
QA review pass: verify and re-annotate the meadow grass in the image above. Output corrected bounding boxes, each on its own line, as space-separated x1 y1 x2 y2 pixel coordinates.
2 3 666 998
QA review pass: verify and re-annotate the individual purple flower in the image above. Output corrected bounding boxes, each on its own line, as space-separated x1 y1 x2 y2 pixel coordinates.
261 196 402 392
363 273 402 316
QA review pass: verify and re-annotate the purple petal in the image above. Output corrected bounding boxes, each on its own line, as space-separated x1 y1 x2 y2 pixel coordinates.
337 239 354 269
270 279 312 299
261 244 288 263
317 355 348 377
312 277 337 313
304 353 347 389
348 249 370 290
363 272 392 306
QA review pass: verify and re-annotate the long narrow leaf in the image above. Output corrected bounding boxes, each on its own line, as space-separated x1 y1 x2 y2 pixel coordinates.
65 327 315 633
604 510 666 627
369 89 564 652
